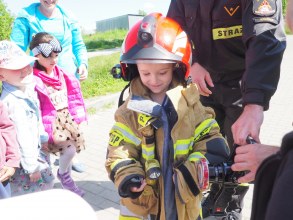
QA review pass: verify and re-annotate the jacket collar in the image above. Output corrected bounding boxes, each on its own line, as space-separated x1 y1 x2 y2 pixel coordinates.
127 77 162 117
127 77 197 117
2 81 36 100
2 82 40 118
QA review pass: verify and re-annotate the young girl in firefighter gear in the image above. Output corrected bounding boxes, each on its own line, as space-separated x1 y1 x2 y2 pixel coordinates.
105 13 230 220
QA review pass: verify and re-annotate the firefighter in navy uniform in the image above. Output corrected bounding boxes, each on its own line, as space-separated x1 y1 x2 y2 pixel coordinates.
167 0 286 219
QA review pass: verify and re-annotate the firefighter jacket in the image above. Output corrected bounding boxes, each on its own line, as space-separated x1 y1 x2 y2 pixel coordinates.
167 0 286 110
105 77 230 220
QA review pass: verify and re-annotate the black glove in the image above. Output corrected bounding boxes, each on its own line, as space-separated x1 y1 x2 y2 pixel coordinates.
118 174 144 199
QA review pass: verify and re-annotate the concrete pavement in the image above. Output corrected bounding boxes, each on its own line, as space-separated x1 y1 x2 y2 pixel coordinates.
52 35 293 219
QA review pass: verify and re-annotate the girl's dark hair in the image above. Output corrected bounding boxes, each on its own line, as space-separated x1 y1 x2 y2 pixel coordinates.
29 32 55 72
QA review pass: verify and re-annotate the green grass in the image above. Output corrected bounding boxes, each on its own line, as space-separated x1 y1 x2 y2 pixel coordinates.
81 52 128 98
86 107 97 115
285 25 293 35
83 29 128 51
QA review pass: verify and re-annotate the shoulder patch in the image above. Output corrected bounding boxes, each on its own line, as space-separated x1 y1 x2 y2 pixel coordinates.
253 0 276 16
109 130 124 147
138 113 152 127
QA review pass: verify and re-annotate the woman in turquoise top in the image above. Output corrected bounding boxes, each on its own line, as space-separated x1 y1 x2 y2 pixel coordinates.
10 0 88 81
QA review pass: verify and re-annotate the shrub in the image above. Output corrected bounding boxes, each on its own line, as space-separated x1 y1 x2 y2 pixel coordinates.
0 0 14 40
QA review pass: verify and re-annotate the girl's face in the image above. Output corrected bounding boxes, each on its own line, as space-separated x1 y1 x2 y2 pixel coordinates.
137 63 173 103
0 65 34 89
36 52 59 74
39 0 58 11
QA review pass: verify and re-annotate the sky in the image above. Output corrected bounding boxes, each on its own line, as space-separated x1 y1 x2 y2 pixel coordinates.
3 0 171 31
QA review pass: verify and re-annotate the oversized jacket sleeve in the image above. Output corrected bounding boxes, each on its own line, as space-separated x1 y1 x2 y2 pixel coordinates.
169 84 230 164
105 107 145 195
0 102 20 169
241 0 286 110
170 84 230 203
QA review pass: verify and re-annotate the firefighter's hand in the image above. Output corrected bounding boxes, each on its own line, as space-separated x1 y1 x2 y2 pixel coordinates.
232 104 264 145
232 144 279 183
287 0 293 32
29 171 42 183
0 166 16 182
130 179 147 192
78 64 88 81
190 62 214 96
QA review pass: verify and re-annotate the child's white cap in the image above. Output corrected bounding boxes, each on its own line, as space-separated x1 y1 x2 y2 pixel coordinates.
0 40 37 70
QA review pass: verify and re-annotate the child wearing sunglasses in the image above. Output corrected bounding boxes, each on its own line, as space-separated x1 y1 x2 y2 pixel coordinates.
29 32 87 197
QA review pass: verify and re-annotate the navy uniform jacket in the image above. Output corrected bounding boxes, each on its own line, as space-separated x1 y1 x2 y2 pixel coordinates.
167 0 286 110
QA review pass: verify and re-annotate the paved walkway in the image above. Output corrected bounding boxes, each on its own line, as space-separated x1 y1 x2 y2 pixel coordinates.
52 35 293 219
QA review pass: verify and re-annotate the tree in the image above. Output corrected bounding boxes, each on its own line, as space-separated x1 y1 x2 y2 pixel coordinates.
138 10 147 16
0 0 14 40
283 0 287 16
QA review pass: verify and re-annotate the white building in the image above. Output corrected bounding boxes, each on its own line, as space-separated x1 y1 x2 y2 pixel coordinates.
96 14 143 32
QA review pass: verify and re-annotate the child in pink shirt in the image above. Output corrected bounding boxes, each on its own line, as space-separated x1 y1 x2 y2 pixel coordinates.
0 101 20 199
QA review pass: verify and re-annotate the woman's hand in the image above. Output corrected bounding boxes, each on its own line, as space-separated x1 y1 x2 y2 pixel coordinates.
78 64 88 81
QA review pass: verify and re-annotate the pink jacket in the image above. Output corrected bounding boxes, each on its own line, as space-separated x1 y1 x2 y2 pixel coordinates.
34 66 87 143
0 101 20 170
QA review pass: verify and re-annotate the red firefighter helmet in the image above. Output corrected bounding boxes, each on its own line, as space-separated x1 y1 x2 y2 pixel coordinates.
120 13 192 81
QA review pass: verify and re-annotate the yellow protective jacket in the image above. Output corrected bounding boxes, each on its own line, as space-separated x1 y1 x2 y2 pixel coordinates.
105 77 230 220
